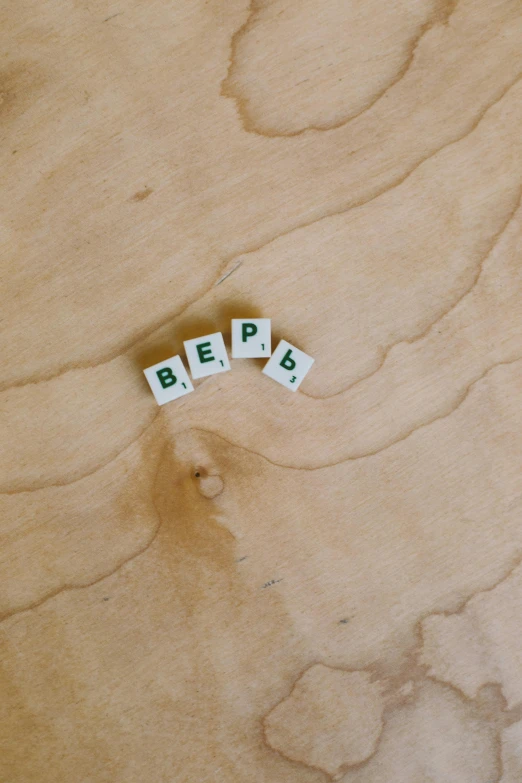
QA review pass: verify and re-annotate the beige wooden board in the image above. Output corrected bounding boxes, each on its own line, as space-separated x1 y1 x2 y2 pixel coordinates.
2 0 522 780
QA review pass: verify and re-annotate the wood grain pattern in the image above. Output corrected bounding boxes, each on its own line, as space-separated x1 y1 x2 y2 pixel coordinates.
2 0 522 780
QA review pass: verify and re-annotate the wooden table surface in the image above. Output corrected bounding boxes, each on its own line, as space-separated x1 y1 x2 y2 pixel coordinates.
2 0 522 780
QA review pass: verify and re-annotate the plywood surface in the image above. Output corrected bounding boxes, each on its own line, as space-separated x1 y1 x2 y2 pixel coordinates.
2 0 522 780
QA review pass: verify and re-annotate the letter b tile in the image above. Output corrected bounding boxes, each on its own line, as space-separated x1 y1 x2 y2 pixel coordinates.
184 332 231 379
262 339 314 391
144 355 194 405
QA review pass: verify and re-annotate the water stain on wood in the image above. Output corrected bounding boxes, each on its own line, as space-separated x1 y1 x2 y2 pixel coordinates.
130 187 153 202
3 0 522 779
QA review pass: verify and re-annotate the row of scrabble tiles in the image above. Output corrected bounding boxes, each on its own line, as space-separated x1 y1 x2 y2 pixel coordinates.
144 319 315 406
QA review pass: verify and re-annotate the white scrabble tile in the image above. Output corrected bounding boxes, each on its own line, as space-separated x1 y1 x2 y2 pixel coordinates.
184 332 231 380
143 355 194 406
262 339 314 391
231 318 271 359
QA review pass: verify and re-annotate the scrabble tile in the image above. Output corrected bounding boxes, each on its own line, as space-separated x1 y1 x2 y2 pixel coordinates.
143 355 194 406
231 318 271 359
262 339 314 391
184 332 231 380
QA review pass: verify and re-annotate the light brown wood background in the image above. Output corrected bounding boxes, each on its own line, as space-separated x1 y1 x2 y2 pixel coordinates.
2 0 522 780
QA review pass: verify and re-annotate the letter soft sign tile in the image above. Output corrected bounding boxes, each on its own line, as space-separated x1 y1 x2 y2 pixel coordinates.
262 339 314 391
184 332 231 379
144 355 194 405
231 319 271 359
